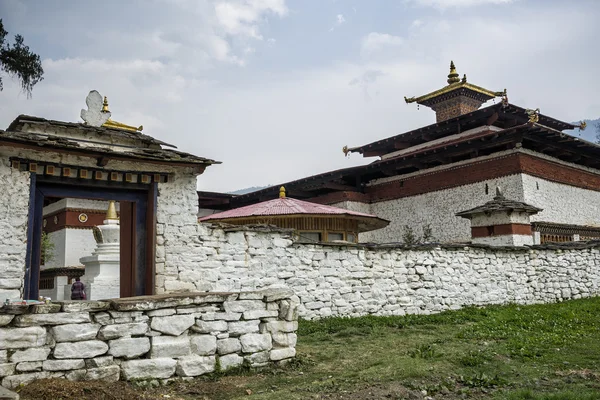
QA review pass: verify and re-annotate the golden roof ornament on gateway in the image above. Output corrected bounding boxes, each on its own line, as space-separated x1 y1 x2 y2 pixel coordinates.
79 90 143 132
101 96 143 132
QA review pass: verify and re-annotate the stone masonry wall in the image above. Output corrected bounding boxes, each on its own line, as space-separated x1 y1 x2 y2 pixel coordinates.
0 156 30 301
0 289 298 390
168 224 600 320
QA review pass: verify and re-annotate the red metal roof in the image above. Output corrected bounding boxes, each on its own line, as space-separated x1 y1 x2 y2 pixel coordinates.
199 196 389 232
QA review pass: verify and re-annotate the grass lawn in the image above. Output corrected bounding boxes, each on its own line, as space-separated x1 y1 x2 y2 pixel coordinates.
21 297 600 399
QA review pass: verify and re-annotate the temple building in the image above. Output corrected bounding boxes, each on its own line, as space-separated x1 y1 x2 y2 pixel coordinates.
199 62 598 244
200 186 389 243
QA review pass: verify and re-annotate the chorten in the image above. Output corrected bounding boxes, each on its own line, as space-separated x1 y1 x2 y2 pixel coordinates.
405 61 506 122
80 201 121 299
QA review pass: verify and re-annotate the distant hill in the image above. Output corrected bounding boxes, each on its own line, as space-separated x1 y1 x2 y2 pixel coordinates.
228 186 270 195
565 118 600 143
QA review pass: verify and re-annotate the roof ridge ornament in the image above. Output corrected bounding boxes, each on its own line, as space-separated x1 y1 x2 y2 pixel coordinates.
279 186 286 198
525 108 540 123
101 96 144 132
447 61 460 84
81 90 111 127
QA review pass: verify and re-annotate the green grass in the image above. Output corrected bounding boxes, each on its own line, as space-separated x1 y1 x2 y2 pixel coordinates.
168 297 600 399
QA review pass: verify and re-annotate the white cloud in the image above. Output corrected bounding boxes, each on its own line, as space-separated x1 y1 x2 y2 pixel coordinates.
360 32 404 57
406 0 515 8
214 0 287 39
329 14 346 31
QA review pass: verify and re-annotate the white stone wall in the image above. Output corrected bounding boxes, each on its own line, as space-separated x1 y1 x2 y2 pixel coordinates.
45 229 97 268
176 225 600 320
0 290 299 389
523 174 600 227
0 155 30 301
361 174 525 243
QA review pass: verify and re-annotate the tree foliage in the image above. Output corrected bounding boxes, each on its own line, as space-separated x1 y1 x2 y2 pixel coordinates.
0 19 44 97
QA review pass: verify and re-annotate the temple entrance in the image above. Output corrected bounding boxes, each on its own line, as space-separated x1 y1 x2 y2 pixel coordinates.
24 175 157 300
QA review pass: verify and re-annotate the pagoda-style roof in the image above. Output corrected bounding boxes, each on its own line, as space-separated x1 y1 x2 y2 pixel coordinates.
404 61 505 107
2 114 219 168
200 188 389 232
346 102 577 158
456 188 542 219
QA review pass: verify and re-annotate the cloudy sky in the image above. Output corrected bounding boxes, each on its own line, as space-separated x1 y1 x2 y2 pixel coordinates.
1 0 599 192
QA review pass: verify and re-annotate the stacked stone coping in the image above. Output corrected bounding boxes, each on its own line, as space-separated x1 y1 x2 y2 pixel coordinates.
0 289 298 390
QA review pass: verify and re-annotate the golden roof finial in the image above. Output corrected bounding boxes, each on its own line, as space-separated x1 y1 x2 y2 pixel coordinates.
461 74 467 83
102 96 110 113
279 186 286 199
447 60 460 84
105 200 118 220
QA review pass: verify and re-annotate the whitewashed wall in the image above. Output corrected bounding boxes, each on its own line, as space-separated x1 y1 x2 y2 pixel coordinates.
0 155 30 301
161 224 600 320
361 174 525 243
523 175 600 227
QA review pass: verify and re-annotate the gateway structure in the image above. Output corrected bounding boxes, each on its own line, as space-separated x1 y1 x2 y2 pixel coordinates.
200 62 596 244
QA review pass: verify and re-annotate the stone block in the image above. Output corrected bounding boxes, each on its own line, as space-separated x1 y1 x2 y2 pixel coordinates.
97 322 149 340
240 333 272 353
261 288 294 302
121 358 177 380
151 335 191 358
43 359 85 371
228 320 260 336
30 304 61 314
176 355 216 377
0 363 15 377
216 338 241 355
271 332 297 348
223 300 266 313
93 312 112 325
244 351 270 366
108 337 151 359
13 312 90 327
0 385 19 400
238 292 264 300
2 371 56 390
15 361 42 372
0 327 46 349
202 312 241 321
151 314 195 336
0 350 6 363
218 353 244 371
278 299 299 321
85 356 114 368
147 309 176 317
51 323 100 342
242 310 279 320
190 335 217 356
59 300 111 313
0 315 14 327
9 347 51 362
263 321 298 333
53 340 108 359
194 320 227 333
270 347 296 361
84 365 120 382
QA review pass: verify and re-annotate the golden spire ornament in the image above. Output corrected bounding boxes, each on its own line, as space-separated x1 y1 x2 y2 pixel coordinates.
279 186 286 198
447 61 460 84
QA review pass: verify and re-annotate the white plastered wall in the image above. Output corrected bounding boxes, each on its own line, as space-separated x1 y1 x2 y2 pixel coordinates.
361 174 526 243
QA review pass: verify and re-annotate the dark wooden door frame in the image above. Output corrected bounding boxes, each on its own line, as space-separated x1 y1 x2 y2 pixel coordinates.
24 176 157 300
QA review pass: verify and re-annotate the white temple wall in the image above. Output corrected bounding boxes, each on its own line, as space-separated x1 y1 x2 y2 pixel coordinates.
360 174 525 243
522 174 600 227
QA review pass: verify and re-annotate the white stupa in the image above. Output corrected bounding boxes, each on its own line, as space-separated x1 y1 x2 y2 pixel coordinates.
80 200 120 300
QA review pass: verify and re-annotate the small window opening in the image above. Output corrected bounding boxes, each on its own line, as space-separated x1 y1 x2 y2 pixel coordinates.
485 183 489 195
536 181 539 190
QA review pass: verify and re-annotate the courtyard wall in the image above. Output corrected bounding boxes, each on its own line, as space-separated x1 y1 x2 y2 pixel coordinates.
160 224 600 320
